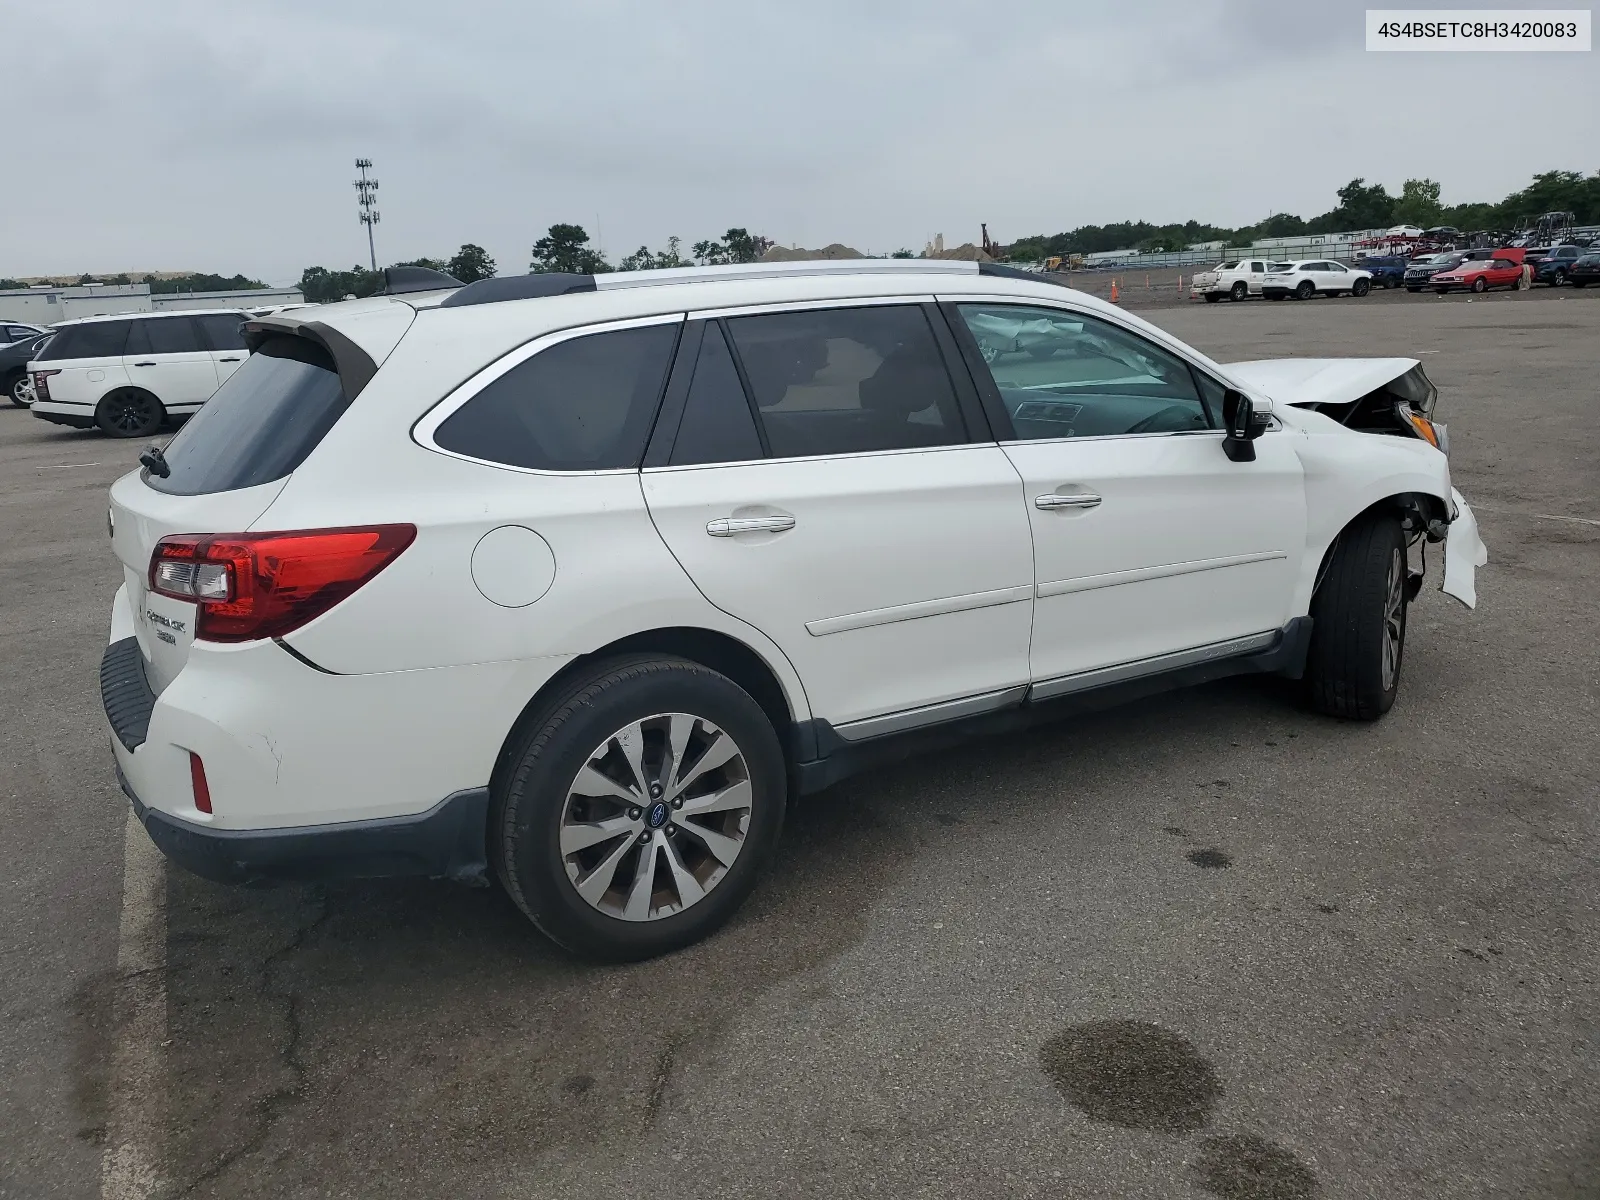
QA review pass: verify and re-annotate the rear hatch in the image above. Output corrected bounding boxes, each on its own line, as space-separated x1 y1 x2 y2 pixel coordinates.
109 334 355 693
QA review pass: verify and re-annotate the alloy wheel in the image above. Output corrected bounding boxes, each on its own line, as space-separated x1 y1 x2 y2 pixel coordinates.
1381 546 1405 692
558 713 753 922
103 392 159 437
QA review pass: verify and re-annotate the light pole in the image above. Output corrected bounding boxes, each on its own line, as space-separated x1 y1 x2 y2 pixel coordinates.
354 158 380 273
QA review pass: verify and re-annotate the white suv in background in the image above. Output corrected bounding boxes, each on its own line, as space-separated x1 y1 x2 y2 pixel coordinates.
1261 260 1374 300
102 261 1484 961
31 309 251 436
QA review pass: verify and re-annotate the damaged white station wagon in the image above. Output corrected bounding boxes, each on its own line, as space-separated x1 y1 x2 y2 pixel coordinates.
102 260 1486 960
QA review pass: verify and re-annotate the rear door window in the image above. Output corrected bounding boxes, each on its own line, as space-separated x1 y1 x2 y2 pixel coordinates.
669 323 764 466
145 337 348 496
432 321 680 471
125 316 203 355
35 320 130 360
723 305 966 458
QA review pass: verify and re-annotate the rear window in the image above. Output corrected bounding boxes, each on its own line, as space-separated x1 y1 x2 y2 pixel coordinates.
145 337 347 496
35 320 130 361
432 323 680 471
1217 261 1240 270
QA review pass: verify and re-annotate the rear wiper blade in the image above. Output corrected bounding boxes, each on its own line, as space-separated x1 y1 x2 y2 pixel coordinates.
139 445 171 478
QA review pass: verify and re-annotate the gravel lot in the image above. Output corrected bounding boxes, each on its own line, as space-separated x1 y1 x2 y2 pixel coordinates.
2 287 1596 1199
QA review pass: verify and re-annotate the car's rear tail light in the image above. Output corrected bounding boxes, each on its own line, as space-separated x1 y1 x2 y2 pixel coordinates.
189 752 212 814
33 369 59 401
148 525 416 642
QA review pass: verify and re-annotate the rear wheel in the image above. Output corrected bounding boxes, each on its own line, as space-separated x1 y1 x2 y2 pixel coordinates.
494 656 787 961
1352 278 1371 296
95 389 164 438
1305 513 1408 720
1295 280 1315 300
4 370 28 408
1229 281 1248 301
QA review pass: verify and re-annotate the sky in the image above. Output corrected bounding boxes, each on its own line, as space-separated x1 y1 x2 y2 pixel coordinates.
6 0 1596 286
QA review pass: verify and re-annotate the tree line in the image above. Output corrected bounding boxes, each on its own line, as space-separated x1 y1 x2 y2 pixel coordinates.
1003 169 1600 260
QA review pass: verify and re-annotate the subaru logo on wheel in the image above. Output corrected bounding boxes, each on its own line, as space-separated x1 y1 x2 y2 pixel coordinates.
646 802 670 829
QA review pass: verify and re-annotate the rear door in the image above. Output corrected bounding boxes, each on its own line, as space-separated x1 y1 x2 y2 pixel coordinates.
122 316 218 412
642 303 1035 732
944 300 1305 690
195 312 251 384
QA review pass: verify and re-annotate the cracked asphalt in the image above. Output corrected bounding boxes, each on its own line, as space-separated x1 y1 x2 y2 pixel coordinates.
2 287 1597 1199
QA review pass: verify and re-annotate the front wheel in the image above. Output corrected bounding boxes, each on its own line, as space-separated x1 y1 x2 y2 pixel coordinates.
1406 286 1421 293
494 656 787 961
1352 278 1371 296
1471 277 1488 293
1204 292 1222 303
1295 281 1315 300
1305 513 1408 720
1574 279 1589 288
95 389 165 437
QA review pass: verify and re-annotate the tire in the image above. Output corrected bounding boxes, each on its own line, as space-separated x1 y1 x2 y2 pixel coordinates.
4 370 27 408
1352 278 1371 296
1204 292 1221 303
1295 280 1315 300
1574 280 1588 288
1470 276 1488 294
493 655 787 961
1305 513 1408 720
1268 293 1285 301
1406 286 1421 293
1229 282 1248 302
1436 288 1450 295
95 389 164 438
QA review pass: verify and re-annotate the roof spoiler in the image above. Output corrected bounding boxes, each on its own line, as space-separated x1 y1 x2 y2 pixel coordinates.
382 265 463 294
241 317 380 399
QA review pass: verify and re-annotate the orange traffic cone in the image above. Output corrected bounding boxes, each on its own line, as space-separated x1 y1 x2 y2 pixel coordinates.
1110 279 1120 303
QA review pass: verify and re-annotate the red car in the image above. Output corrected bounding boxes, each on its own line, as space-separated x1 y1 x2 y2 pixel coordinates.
1431 248 1526 294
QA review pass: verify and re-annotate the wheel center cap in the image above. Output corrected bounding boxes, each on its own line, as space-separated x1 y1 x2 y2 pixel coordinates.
646 801 670 829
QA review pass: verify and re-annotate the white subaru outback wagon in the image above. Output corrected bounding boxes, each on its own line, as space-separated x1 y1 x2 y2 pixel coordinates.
103 260 1486 960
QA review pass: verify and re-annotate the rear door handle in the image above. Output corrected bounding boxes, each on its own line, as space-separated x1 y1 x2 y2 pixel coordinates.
1035 492 1102 510
218 356 241 362
132 361 156 367
706 515 796 537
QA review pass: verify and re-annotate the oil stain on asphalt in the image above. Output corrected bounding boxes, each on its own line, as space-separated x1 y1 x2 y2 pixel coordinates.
1188 848 1233 869
1191 1133 1319 1199
1039 1020 1221 1133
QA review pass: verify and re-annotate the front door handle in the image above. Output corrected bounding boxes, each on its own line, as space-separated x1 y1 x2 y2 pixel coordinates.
1035 492 1101 510
706 515 796 537
132 361 156 367
218 356 241 362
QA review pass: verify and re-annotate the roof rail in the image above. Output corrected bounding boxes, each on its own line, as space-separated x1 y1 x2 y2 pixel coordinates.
596 258 981 291
382 265 463 295
439 273 597 308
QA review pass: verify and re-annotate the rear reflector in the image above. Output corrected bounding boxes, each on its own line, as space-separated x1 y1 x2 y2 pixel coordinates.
189 752 212 814
149 525 416 642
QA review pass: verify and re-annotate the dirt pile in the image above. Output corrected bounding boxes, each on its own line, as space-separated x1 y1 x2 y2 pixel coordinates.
760 243 865 262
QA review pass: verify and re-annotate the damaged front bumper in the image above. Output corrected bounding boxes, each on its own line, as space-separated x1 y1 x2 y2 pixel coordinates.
1441 488 1488 609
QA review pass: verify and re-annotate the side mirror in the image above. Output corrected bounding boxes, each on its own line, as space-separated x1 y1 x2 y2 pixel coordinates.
1221 389 1267 462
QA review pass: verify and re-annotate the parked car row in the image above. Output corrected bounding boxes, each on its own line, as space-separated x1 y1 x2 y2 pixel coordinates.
1195 240 1600 305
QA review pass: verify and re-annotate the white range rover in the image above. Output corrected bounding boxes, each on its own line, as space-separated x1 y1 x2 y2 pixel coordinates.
102 260 1486 960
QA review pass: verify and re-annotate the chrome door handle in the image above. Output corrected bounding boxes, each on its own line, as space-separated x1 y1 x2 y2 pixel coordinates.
1035 492 1101 510
706 515 796 537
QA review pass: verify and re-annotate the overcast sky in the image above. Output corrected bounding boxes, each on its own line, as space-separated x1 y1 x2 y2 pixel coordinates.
7 0 1596 285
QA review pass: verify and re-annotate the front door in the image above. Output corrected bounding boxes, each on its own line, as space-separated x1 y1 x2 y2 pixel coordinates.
122 316 219 411
643 305 1035 732
945 301 1306 689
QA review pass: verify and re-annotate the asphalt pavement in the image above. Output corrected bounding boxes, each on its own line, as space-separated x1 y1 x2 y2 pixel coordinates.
1 286 1596 1199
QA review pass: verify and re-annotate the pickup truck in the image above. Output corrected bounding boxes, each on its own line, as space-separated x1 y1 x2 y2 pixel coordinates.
1190 258 1275 302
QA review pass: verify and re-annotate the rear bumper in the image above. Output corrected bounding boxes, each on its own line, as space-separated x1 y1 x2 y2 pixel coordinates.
32 401 94 428
117 762 489 884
